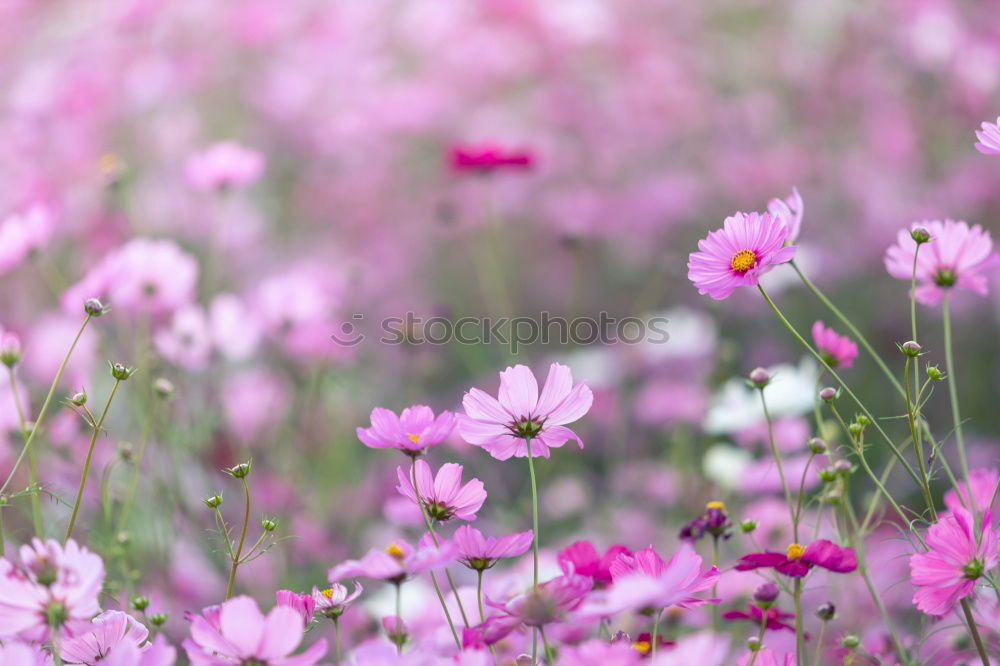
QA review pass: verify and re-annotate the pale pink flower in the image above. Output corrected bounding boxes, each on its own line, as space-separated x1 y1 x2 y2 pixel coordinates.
209 294 261 361
910 508 998 615
556 639 641 665
485 574 593 630
811 321 858 368
395 460 486 522
62 610 149 665
101 634 176 666
0 538 104 640
457 363 593 460
183 595 326 665
357 406 456 455
453 525 533 571
767 187 804 243
736 649 795 666
184 141 264 191
687 212 796 300
154 305 213 370
974 117 1000 155
328 536 457 584
0 203 54 275
0 641 52 665
884 220 996 306
311 582 362 618
944 468 998 514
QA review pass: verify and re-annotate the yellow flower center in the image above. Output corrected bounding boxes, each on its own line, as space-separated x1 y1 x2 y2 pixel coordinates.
385 544 406 560
786 543 805 560
321 588 334 600
98 153 122 177
706 501 726 511
632 641 651 655
731 249 757 273
407 433 420 444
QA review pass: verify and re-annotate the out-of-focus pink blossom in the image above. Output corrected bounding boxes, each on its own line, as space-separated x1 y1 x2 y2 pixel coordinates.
395 460 486 522
275 590 316 627
357 405 456 455
184 141 264 191
556 541 632 587
0 204 54 276
101 634 177 666
974 117 1000 155
154 305 212 370
943 468 998 514
767 187 804 244
328 536 457 584
61 610 149 664
556 639 641 665
811 321 858 368
448 144 534 173
0 640 52 665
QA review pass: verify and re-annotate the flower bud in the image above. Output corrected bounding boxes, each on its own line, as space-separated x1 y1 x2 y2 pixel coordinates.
900 341 922 357
753 582 779 609
383 615 407 647
746 636 762 652
748 367 770 388
816 602 836 621
148 613 167 627
926 365 944 381
153 378 175 399
910 226 931 244
84 298 107 317
841 634 860 649
819 387 837 402
848 422 864 436
109 362 136 380
261 517 278 532
69 390 88 406
131 596 150 611
204 494 223 508
834 460 853 475
740 519 758 533
818 467 837 483
226 461 252 479
0 332 22 368
807 437 827 454
118 442 134 461
855 414 871 426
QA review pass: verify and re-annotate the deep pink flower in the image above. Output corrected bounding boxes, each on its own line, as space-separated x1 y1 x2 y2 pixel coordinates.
0 538 104 640
395 460 486 522
557 541 632 586
448 144 534 173
811 321 858 368
357 405 456 455
975 117 1000 155
722 605 796 633
944 468 998 514
183 595 326 665
453 525 533 571
884 220 996 306
910 508 998 616
311 582 362 618
457 363 593 460
327 536 457 584
767 187 804 244
275 590 316 627
735 540 857 578
687 212 797 300
61 610 149 664
184 141 264 191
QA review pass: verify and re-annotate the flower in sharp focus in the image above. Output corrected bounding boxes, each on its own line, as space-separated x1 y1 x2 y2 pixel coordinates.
767 186 804 244
687 211 796 300
183 595 326 666
909 508 999 616
275 590 316 627
61 610 149 665
0 538 104 641
735 540 857 578
327 536 457 585
453 525 533 572
811 321 858 369
184 141 264 192
884 220 996 306
395 460 486 522
974 117 1000 155
557 541 633 587
457 362 593 460
311 582 362 618
943 468 999 514
356 405 456 455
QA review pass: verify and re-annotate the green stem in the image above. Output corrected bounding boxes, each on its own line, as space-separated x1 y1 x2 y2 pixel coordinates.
539 625 555 664
395 582 403 655
942 294 977 532
759 388 797 541
651 608 664 659
526 437 540 664
333 616 342 665
793 578 805 666
65 379 122 543
476 569 486 623
7 367 43 536
960 598 990 666
225 477 251 599
746 609 769 666
904 358 936 519
811 620 827 666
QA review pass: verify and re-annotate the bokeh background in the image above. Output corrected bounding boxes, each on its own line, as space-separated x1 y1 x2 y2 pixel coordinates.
1 0 998 660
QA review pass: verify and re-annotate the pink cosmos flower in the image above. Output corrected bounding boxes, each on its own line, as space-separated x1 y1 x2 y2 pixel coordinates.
327 536 457 584
448 144 534 173
687 211 797 300
154 305 213 370
357 406 456 455
457 363 593 460
974 117 1000 155
0 641 52 665
453 525 533 571
61 610 149 664
884 220 996 306
910 508 998 616
811 321 858 368
311 582 362 618
555 639 641 665
767 187 804 244
735 540 857 578
184 141 264 191
395 460 486 522
0 203 54 276
275 590 316 627
737 649 796 666
557 541 632 586
0 538 104 640
183 595 326 665
943 468 998 514
722 605 796 633
484 574 593 630
100 634 176 666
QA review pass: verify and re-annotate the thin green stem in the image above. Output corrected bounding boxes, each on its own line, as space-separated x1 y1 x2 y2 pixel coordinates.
65 379 122 543
651 608 664 660
812 620 828 666
793 578 805 666
960 598 990 666
395 582 403 655
746 609 769 666
476 570 486 623
526 437 540 664
759 388 797 541
225 477 251 599
942 294 977 532
539 625 555 664
333 617 342 665
7 367 43 536
905 358 935 519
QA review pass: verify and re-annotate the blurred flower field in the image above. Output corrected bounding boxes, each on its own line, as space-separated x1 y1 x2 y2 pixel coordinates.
0 1 999 664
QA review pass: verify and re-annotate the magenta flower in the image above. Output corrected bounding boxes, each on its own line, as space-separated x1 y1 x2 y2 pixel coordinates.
356 405 456 455
448 144 534 173
767 186 804 244
183 595 326 666
975 117 1000 155
910 508 998 616
557 541 632 586
327 536 457 584
184 141 264 191
457 363 593 460
453 525 533 571
944 468 998 514
0 538 104 640
275 590 316 627
722 605 796 633
395 460 486 522
735 540 857 578
811 321 858 368
311 582 362 618
687 212 797 300
884 220 996 306
61 610 149 664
